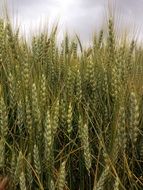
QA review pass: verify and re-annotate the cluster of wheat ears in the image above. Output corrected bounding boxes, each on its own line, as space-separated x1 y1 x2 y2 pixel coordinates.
0 13 143 190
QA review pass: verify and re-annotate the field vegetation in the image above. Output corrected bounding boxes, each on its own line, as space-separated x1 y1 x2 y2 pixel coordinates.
0 11 143 190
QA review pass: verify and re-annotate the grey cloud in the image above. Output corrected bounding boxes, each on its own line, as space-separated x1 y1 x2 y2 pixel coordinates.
6 0 55 7
1 0 143 42
78 0 105 8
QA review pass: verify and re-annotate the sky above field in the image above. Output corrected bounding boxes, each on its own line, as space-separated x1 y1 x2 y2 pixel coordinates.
1 0 143 43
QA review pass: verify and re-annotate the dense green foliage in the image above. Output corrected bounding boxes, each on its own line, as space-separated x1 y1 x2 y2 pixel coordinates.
0 16 143 189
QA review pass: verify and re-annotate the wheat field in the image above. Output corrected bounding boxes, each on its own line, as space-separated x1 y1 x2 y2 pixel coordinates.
0 13 143 190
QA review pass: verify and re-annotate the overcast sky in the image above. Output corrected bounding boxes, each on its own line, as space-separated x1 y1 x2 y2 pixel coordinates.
1 0 143 43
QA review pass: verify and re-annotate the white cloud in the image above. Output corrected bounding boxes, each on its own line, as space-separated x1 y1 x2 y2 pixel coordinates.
0 0 143 42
